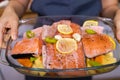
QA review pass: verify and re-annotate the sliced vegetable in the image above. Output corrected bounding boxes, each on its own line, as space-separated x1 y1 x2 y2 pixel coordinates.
30 57 37 62
87 58 116 73
95 52 116 65
45 37 57 44
85 29 96 34
17 58 33 67
88 60 102 66
32 57 46 76
26 30 35 38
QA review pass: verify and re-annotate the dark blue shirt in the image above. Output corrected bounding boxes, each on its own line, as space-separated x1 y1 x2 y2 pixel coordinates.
31 0 102 16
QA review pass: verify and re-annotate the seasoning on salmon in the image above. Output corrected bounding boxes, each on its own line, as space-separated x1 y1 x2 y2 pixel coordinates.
12 37 43 55
23 27 43 38
42 21 86 76
82 34 115 58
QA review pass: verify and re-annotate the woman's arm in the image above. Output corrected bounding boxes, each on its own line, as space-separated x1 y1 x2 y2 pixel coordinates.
101 0 120 40
6 0 30 17
0 0 30 47
101 0 119 18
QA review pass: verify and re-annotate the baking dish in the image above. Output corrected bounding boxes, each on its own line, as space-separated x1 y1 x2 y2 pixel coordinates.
0 16 120 78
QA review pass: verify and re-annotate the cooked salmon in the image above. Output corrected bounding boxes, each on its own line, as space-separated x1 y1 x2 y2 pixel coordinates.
42 25 57 40
12 37 43 55
42 21 86 76
56 22 82 38
46 41 86 76
42 42 86 76
70 22 82 34
82 34 114 58
81 26 104 34
23 27 43 38
11 20 115 77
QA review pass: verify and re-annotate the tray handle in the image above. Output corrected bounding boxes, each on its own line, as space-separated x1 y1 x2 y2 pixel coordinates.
0 34 10 66
0 48 9 66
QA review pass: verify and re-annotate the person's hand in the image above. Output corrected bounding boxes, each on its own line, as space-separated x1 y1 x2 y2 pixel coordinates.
113 9 120 42
0 6 19 48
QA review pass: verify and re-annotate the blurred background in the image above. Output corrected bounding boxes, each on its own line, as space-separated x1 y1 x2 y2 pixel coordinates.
0 0 120 80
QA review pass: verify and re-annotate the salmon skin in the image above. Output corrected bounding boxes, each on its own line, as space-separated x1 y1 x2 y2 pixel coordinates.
12 37 43 55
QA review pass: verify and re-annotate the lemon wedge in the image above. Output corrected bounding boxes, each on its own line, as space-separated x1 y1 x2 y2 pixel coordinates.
56 38 77 54
108 36 116 49
57 24 73 34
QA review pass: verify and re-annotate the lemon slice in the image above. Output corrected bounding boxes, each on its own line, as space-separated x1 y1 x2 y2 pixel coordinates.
83 20 98 27
56 38 77 54
108 36 116 49
57 24 73 34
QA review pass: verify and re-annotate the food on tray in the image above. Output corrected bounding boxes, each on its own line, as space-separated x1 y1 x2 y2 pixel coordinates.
83 20 98 27
87 52 116 67
82 34 114 58
32 56 46 76
12 37 43 55
11 19 116 76
57 24 73 34
56 38 77 54
17 57 33 67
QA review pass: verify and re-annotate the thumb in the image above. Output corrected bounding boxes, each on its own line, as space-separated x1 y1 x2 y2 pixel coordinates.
10 21 18 40
115 20 120 41
113 10 120 42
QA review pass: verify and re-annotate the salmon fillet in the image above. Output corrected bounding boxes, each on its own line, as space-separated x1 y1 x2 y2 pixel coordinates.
12 37 43 55
42 21 84 69
70 22 82 34
56 22 82 38
82 34 114 58
23 27 43 38
42 41 86 76
44 43 86 69
42 25 57 40
42 21 86 76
